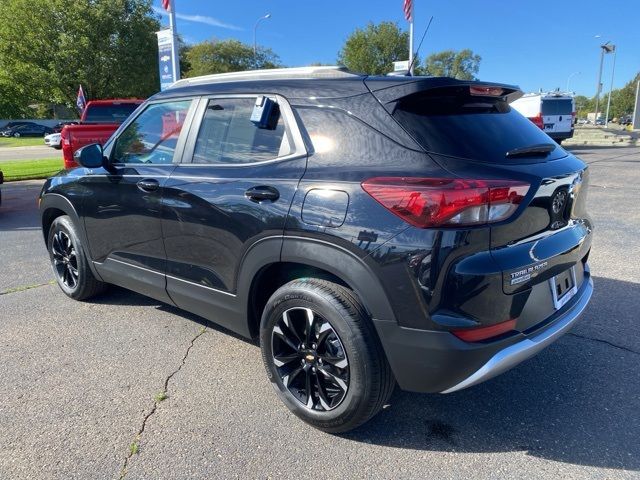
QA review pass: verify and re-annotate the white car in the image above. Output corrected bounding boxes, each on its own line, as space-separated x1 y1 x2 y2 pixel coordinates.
44 132 62 149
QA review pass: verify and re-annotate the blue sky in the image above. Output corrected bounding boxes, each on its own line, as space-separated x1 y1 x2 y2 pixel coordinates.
155 0 640 97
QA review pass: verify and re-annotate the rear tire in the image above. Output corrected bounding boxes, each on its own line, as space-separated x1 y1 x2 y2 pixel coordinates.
260 278 395 433
47 215 107 300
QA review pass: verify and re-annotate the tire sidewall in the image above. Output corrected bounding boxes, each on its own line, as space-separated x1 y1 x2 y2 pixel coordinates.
260 283 373 428
47 216 85 298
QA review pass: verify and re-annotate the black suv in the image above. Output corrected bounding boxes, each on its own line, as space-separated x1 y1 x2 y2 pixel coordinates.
39 67 593 432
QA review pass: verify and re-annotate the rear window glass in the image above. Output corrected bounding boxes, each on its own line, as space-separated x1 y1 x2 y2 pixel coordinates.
84 103 140 123
392 89 564 161
541 99 573 115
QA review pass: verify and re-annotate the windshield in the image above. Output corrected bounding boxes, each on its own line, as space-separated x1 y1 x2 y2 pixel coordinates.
541 99 573 115
84 103 140 123
392 89 566 162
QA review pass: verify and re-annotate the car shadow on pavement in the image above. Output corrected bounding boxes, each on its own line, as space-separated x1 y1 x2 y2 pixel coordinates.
86 278 639 472
342 276 639 472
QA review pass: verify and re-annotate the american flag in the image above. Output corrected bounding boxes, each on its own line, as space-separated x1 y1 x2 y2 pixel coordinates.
76 85 86 112
403 0 413 22
161 0 170 11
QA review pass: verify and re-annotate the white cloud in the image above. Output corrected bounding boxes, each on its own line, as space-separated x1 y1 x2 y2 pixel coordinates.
152 6 242 31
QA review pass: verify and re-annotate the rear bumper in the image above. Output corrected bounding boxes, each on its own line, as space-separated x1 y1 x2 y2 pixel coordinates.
548 130 574 140
373 267 593 393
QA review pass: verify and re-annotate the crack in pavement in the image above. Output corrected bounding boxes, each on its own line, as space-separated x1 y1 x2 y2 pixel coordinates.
568 332 640 355
0 280 55 296
118 326 208 479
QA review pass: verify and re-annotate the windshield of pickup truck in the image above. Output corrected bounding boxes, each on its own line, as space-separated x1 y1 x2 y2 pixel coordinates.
84 103 141 123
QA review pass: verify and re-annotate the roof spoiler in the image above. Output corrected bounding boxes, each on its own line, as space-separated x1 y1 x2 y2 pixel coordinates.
364 77 523 105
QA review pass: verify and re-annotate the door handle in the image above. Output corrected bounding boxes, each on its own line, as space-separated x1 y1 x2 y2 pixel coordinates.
137 179 160 192
245 186 280 203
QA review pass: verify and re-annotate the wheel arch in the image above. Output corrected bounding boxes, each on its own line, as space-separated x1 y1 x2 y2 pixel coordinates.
40 193 104 281
237 236 396 339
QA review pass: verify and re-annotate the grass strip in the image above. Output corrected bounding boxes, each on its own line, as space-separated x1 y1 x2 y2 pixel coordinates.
0 158 63 181
0 137 48 148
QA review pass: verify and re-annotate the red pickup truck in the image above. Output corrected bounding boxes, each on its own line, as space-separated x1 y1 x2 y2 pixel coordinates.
61 99 143 168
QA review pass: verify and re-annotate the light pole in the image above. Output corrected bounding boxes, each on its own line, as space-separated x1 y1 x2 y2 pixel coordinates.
594 42 615 124
604 45 617 126
253 13 271 59
566 71 580 92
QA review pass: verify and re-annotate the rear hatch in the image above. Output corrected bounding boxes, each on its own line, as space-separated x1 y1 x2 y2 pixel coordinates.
366 77 592 320
541 96 574 135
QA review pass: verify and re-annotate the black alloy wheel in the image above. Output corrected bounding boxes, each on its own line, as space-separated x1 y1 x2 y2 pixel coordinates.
260 278 395 433
271 307 349 411
51 230 79 290
47 215 107 300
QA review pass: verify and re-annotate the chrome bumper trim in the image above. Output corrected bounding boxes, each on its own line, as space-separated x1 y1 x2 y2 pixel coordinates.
441 276 593 394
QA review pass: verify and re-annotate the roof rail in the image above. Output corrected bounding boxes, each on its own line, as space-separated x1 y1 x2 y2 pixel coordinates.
170 66 360 88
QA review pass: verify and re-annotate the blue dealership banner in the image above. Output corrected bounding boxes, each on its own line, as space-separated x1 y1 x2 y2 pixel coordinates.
156 29 176 91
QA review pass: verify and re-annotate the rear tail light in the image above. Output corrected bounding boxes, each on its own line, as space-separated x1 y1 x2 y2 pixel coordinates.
530 114 544 129
452 318 517 342
361 177 529 228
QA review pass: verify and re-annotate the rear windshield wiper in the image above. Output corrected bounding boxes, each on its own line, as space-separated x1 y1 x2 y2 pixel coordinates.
505 143 555 158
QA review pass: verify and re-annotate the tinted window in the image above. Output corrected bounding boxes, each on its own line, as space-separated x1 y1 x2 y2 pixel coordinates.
84 103 141 123
113 100 191 164
392 88 564 161
541 99 573 116
193 98 288 164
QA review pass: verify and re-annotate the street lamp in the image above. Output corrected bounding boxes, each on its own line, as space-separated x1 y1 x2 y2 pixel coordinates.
594 42 615 124
566 71 580 92
253 13 272 58
604 45 617 127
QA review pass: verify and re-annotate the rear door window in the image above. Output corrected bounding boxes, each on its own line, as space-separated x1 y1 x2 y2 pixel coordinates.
392 88 565 162
192 97 290 165
84 103 141 123
541 99 573 116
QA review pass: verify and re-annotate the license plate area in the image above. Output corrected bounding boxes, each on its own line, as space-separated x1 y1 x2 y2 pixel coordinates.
549 267 577 310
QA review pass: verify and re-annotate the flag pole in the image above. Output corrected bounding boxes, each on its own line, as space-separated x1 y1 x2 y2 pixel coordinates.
408 3 414 75
169 0 181 81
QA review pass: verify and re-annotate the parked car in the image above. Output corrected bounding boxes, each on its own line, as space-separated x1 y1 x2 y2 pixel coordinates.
510 92 575 144
0 167 3 206
44 132 62 149
60 99 143 168
52 121 78 133
576 118 588 125
39 66 593 433
1 123 53 137
618 114 633 126
0 121 37 131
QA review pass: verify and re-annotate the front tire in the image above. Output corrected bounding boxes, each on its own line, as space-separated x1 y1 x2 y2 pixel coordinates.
47 215 106 300
260 278 394 433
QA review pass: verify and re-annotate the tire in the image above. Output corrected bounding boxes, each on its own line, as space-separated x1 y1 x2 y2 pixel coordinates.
13 132 20 138
47 215 107 300
260 278 395 433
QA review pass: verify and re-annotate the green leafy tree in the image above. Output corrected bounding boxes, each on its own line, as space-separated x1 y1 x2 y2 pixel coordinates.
0 0 160 113
184 39 281 77
574 95 594 118
606 72 639 119
338 22 411 75
423 49 482 80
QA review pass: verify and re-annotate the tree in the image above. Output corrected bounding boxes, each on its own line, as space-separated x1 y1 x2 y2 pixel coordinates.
574 95 594 118
0 0 161 112
184 39 281 77
606 72 639 119
338 22 410 75
423 49 482 80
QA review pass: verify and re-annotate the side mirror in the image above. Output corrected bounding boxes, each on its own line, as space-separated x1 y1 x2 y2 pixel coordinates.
75 143 104 168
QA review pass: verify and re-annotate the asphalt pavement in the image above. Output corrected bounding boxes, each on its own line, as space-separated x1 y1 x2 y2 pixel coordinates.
0 147 638 479
0 145 62 161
